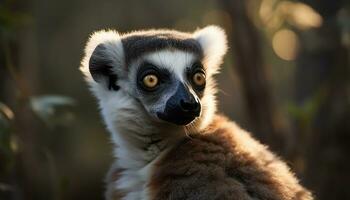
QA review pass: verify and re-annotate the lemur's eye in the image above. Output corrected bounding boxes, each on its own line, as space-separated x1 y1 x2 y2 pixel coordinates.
143 74 158 88
192 72 206 87
189 62 206 90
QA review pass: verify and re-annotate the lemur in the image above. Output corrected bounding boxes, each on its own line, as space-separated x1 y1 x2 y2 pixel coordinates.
80 26 313 200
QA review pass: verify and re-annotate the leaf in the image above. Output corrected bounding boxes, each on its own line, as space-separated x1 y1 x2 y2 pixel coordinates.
30 95 76 127
0 102 14 167
0 102 14 121
0 102 13 145
286 87 327 126
0 113 11 149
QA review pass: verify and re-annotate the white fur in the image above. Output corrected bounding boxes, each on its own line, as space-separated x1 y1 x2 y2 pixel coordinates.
193 25 228 75
99 90 171 200
80 30 125 100
80 26 228 200
144 50 196 82
80 30 155 200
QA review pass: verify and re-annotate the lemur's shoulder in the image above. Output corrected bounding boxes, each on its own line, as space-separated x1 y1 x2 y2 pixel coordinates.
149 115 313 200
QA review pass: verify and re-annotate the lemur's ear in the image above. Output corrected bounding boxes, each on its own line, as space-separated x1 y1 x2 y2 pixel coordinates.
89 43 120 91
80 30 125 92
193 25 228 74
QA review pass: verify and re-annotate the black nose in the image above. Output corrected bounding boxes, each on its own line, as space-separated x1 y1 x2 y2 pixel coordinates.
157 83 201 125
180 99 200 114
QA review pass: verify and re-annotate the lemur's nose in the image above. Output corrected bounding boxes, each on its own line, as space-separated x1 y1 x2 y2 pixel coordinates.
157 82 201 125
180 98 200 114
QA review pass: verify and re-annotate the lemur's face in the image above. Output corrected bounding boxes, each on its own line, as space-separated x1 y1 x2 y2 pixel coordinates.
82 26 227 129
130 50 205 125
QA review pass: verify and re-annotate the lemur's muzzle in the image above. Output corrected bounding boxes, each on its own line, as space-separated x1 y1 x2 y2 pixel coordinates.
157 83 201 125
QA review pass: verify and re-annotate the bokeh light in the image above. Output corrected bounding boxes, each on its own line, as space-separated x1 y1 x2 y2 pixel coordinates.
282 2 323 30
259 0 323 31
272 29 300 61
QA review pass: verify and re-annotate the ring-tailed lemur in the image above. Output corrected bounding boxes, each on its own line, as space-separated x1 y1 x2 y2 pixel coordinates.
80 26 313 200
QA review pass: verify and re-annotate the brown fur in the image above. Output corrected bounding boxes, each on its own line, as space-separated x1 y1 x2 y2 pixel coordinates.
148 115 313 200
105 163 125 199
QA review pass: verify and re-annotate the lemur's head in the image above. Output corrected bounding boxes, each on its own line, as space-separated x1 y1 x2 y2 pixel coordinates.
81 26 227 131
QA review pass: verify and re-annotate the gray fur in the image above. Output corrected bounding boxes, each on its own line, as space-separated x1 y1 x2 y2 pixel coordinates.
89 43 120 90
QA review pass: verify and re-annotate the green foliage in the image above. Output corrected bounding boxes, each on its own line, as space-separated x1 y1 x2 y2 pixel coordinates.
287 87 327 129
0 0 32 36
0 96 76 197
30 95 76 128
0 102 15 174
1 3 76 197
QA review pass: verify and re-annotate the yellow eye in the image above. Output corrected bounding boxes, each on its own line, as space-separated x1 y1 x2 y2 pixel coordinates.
143 74 158 88
192 72 206 87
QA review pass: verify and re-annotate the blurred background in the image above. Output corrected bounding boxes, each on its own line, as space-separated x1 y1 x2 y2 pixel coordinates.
0 0 349 199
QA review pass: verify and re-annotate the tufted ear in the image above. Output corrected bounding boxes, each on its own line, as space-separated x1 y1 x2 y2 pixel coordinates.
193 25 228 74
80 30 125 92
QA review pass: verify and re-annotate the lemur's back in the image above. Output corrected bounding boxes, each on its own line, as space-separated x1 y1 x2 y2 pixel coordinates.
106 115 312 200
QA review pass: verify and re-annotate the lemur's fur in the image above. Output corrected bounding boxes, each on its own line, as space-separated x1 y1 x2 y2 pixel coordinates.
80 26 313 200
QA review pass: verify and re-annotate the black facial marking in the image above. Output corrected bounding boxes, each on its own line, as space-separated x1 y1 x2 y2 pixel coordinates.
108 74 120 91
137 62 171 93
187 62 206 94
121 30 203 66
89 43 120 91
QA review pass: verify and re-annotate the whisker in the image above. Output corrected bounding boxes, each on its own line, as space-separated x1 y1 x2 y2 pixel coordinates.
218 89 230 96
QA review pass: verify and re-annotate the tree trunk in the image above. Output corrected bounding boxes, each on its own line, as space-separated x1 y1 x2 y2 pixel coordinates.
219 0 289 154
